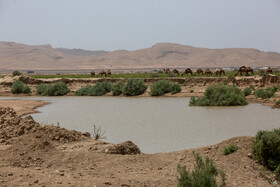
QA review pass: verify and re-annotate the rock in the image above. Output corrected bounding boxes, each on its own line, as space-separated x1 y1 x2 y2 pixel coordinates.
34 180 39 183
105 141 141 155
104 181 111 185
247 153 253 158
82 132 91 137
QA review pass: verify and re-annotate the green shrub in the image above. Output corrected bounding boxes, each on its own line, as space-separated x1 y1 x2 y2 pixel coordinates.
275 165 280 181
112 81 125 96
252 129 280 172
149 80 172 96
249 85 255 90
74 82 111 96
254 87 277 99
243 87 252 96
74 85 94 96
149 80 181 96
150 73 160 78
11 80 31 94
258 70 267 76
170 83 181 95
177 151 226 187
37 82 69 96
275 99 280 105
190 90 194 93
122 79 147 96
167 73 176 77
223 143 238 155
189 83 248 106
12 70 22 76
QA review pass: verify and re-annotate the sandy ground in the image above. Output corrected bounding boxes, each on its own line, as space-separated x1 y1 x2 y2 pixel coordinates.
0 100 279 186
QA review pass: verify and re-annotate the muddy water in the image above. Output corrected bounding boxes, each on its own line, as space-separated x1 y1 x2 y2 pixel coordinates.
2 97 280 153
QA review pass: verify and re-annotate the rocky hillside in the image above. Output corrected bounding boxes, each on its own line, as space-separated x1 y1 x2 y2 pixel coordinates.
0 41 280 71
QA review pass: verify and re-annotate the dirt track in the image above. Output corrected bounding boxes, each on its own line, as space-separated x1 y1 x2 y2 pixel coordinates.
0 101 278 186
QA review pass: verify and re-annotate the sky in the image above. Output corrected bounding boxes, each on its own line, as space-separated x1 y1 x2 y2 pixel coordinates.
0 0 280 52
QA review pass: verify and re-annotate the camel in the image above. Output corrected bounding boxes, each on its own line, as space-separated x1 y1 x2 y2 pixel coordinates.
182 68 193 76
163 68 171 74
97 70 107 77
214 68 225 77
235 66 254 76
194 69 204 76
204 68 212 76
107 69 112 77
267 67 273 74
90 70 95 77
172 69 179 74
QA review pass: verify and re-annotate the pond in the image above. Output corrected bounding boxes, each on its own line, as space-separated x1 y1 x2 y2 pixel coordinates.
1 97 280 153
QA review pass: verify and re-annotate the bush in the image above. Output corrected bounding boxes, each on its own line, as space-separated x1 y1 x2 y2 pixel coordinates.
74 82 111 96
258 70 267 76
122 79 147 96
275 99 280 105
74 85 94 96
170 83 181 95
177 151 226 187
12 70 22 76
243 87 252 96
223 143 238 155
252 129 280 172
189 83 248 106
11 80 31 94
149 80 181 96
37 82 69 96
112 81 125 96
150 73 160 78
254 87 277 99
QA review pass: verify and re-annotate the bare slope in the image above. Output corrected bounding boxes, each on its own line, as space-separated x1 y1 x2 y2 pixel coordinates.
0 41 280 71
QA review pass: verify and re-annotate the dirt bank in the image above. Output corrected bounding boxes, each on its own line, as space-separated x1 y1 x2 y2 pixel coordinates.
0 104 278 186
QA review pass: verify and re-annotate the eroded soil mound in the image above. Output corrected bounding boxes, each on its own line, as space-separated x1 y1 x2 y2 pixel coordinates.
0 107 89 144
105 140 141 155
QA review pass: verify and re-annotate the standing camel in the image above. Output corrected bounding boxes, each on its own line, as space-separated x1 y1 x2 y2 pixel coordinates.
214 68 225 77
267 67 273 74
107 69 112 77
163 68 171 74
172 69 179 75
194 69 204 76
235 66 254 76
182 68 193 76
204 68 212 76
90 70 95 77
98 70 107 77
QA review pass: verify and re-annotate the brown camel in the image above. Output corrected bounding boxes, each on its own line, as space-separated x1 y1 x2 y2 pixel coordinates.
107 69 112 77
90 70 95 77
194 69 204 76
235 66 254 76
266 67 273 74
97 70 107 77
182 68 193 76
204 68 212 76
172 69 179 74
163 68 171 74
214 68 225 77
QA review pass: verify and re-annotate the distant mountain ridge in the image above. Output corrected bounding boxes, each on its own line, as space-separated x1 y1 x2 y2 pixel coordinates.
0 41 279 71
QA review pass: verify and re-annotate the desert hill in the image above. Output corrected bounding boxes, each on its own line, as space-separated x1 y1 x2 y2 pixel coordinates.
0 41 280 71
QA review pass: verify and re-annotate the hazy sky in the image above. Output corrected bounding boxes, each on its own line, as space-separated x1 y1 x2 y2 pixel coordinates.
0 0 280 52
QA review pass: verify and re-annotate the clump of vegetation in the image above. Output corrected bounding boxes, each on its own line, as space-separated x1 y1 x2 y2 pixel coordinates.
254 87 278 99
36 82 70 96
74 85 94 96
258 70 267 76
223 143 238 155
11 80 31 94
111 81 125 96
149 80 181 96
249 85 255 90
252 129 280 178
92 125 106 140
275 99 280 106
170 83 181 95
177 151 226 187
189 83 248 106
12 70 22 76
243 87 252 96
122 79 147 96
150 73 160 78
75 82 111 96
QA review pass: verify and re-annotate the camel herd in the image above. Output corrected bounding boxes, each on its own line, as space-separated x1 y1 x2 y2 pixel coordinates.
90 66 274 77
